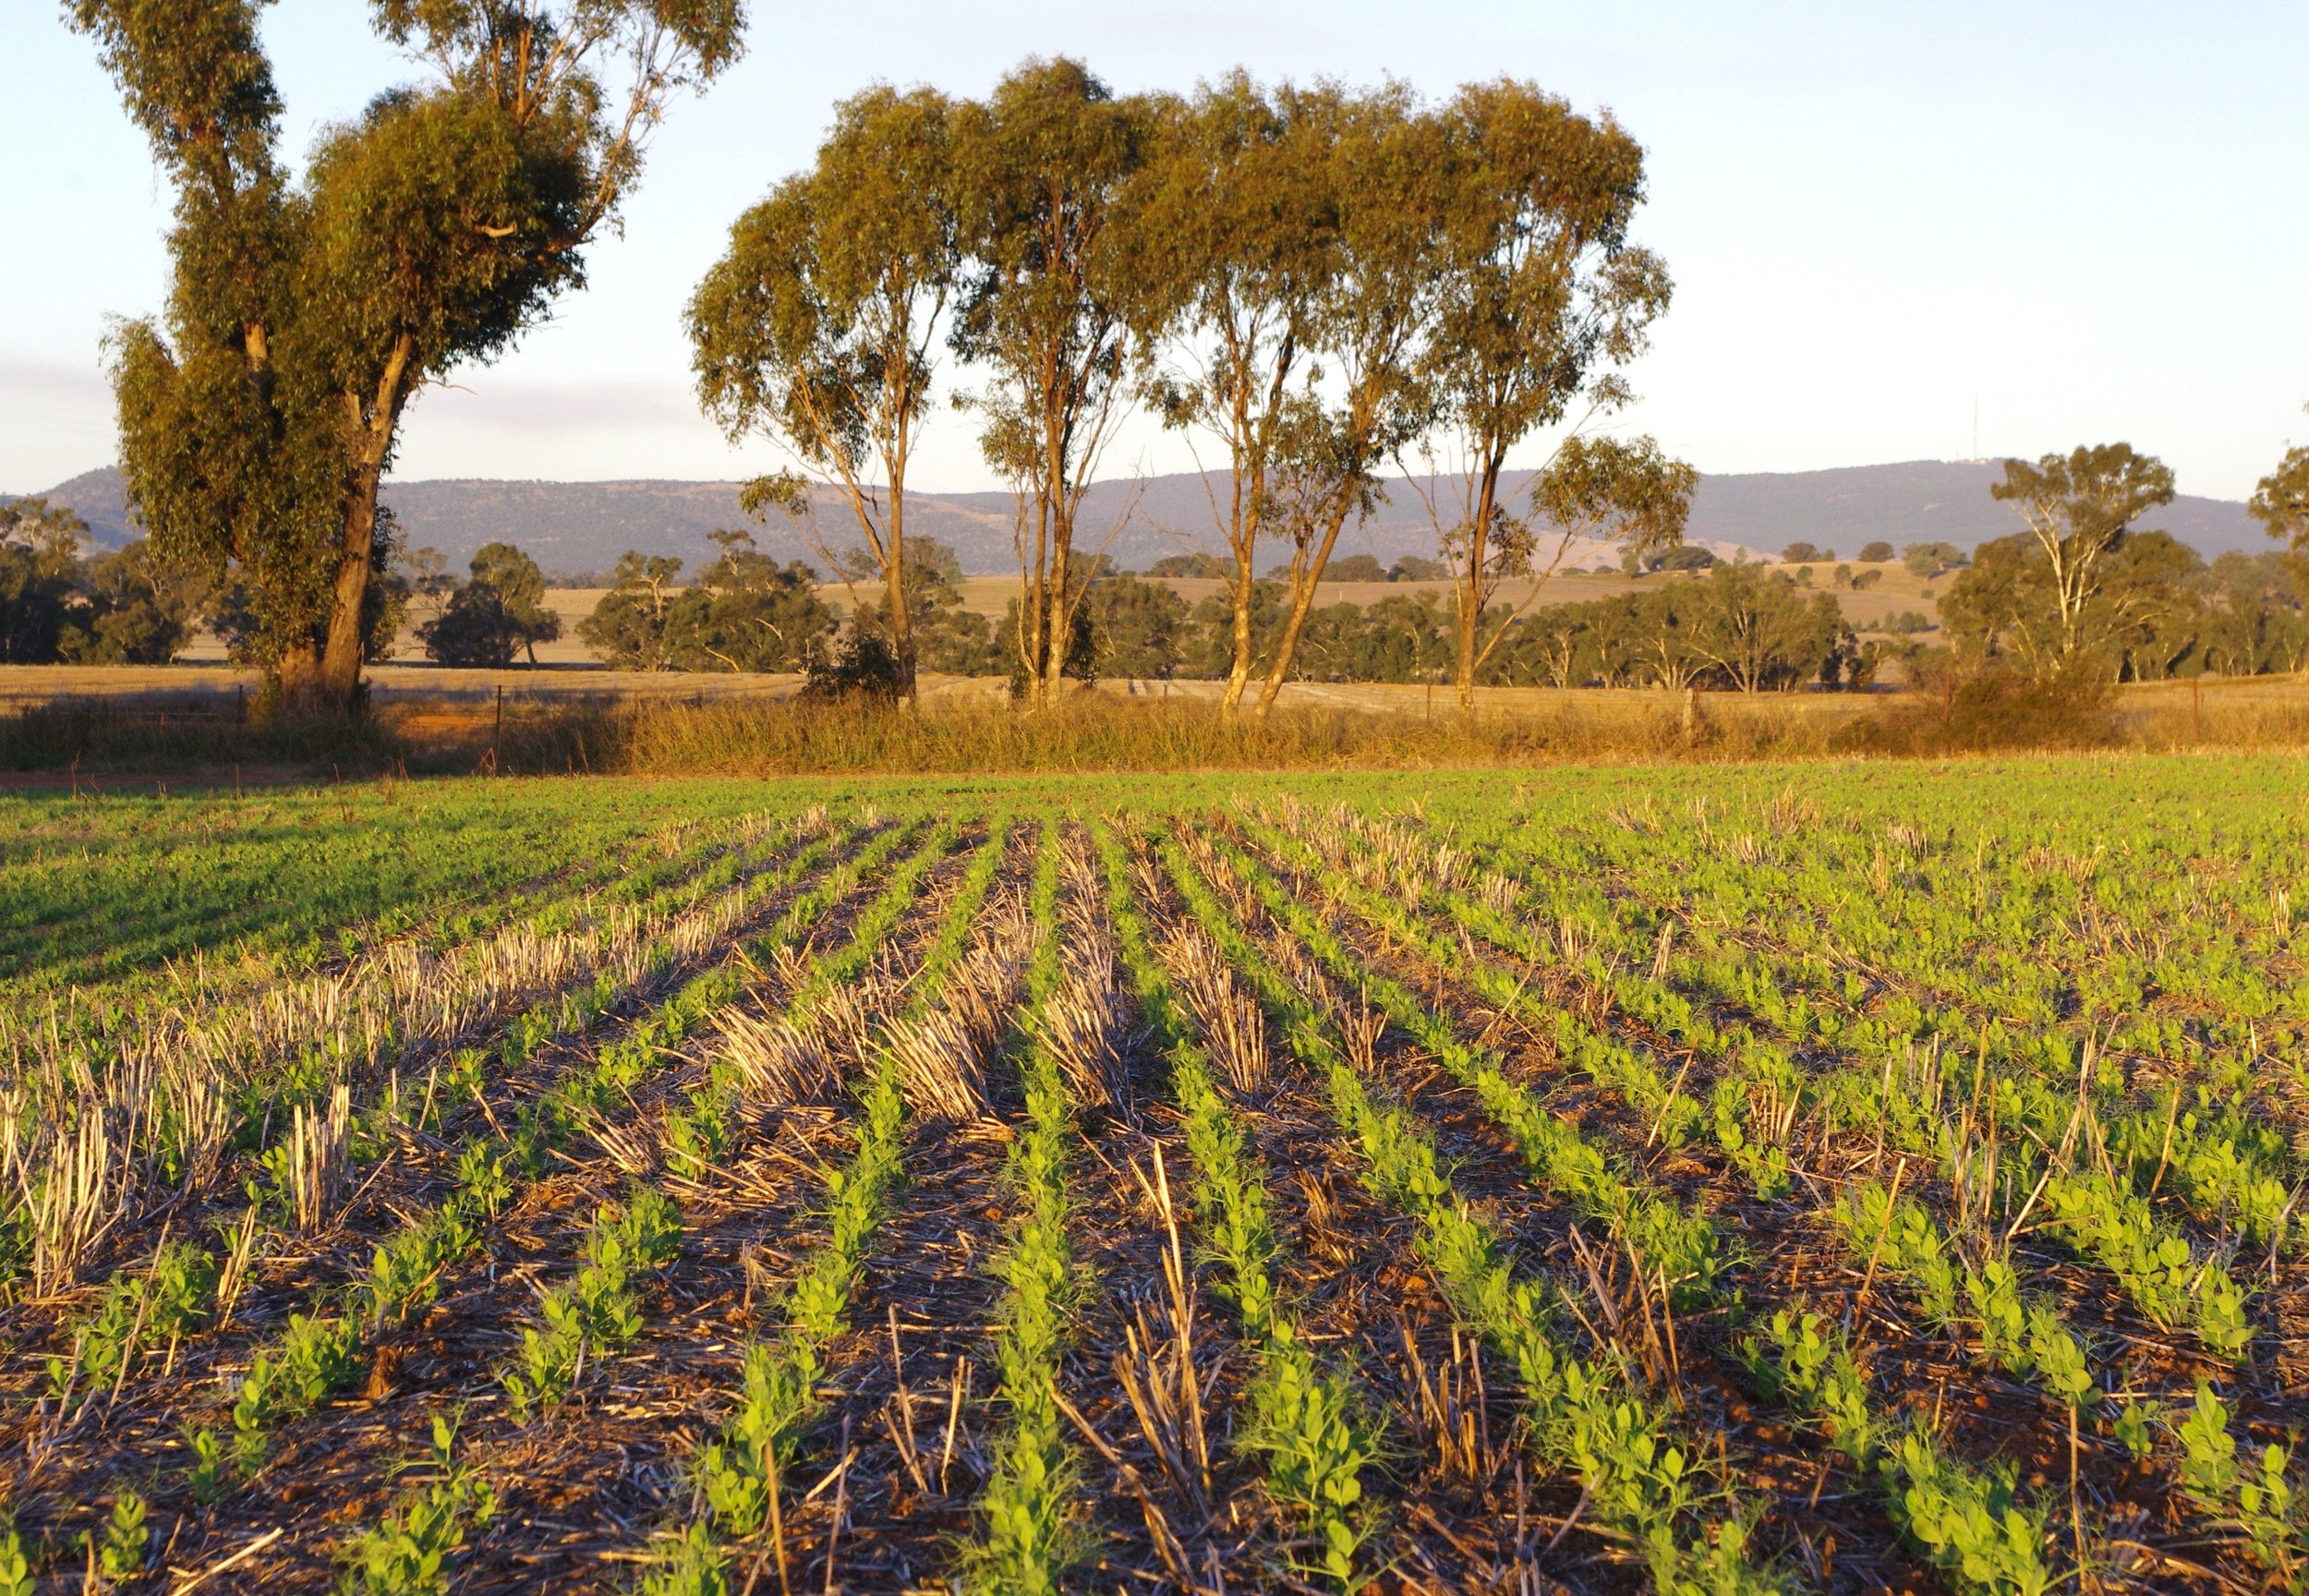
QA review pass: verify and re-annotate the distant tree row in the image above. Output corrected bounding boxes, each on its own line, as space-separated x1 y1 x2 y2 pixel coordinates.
65 3 2309 715
1930 442 2309 682
1778 539 1959 571
0 499 202 665
406 543 562 668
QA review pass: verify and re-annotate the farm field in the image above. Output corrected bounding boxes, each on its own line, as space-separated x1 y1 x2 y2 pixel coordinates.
148 562 1952 669
1 757 2304 1593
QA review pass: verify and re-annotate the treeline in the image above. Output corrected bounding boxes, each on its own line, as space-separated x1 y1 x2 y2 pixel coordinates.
688 66 2309 712
544 507 2304 693
0 499 205 665
690 62 1699 715
60 3 2309 714
521 538 1860 691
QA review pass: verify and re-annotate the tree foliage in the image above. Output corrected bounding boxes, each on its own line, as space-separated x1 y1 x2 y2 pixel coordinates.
576 533 829 672
841 537 997 677
74 0 744 710
1139 71 1336 709
691 83 956 702
417 541 561 667
1988 444 2176 658
0 499 94 664
1420 79 1674 708
1943 531 2303 681
2252 438 2309 599
1249 80 1448 718
949 58 1163 707
1486 561 1847 692
1 499 203 665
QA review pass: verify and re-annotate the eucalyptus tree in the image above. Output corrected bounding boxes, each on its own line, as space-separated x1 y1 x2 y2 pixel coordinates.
1678 560 1844 694
1989 443 2176 659
690 85 957 702
0 499 90 663
949 57 1164 708
74 0 743 711
2253 426 2309 597
1139 72 1336 710
1415 79 1673 709
1445 432 1693 684
1249 81 1448 719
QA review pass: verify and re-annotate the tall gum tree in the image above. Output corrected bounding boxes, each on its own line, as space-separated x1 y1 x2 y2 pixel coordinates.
2251 418 2309 608
1416 79 1671 710
1989 443 2177 659
689 85 957 704
1468 431 1696 683
79 0 334 688
1250 82 1445 719
1138 72 1336 711
76 0 743 710
949 58 1162 709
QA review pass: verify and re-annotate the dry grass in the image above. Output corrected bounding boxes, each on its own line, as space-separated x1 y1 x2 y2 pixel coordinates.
2 660 2303 779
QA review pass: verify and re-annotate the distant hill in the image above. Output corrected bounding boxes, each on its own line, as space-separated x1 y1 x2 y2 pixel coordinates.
22 458 2270 574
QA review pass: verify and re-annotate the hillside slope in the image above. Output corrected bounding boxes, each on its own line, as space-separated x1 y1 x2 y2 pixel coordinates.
24 459 2269 572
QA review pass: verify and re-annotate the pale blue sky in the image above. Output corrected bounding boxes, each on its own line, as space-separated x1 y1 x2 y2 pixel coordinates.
6 2 2303 500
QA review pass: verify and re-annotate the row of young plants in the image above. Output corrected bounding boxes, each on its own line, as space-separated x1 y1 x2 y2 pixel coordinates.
1254 802 2115 1372
1470 792 2305 1250
1284 798 2272 1593
640 816 1013 1596
30 811 881 1417
449 810 962 1420
1160 822 1781 1596
1243 800 2218 1590
1567 802 2303 1247
1336 797 2267 1360
7 815 838 1585
1311 813 2266 1399
0 780 780 1002
247 815 970 1595
958 827 1085 1592
1563 853 2262 1355
1564 765 2303 1028
0 806 845 1304
222 816 935 1453
1251 799 2129 1420
1222 816 1724 1302
2 804 742 1195
1095 820 1377 1592
1337 796 2305 1583
22 815 936 1594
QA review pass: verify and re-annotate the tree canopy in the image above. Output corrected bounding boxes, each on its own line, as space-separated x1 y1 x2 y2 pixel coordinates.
1988 443 2176 658
75 0 744 710
691 83 957 702
949 58 1165 707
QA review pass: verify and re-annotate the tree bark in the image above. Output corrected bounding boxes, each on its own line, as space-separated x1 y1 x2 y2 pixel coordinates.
313 335 414 712
1034 391 1070 710
1219 556 1258 711
886 514 915 704
1252 495 1355 720
1451 454 1506 711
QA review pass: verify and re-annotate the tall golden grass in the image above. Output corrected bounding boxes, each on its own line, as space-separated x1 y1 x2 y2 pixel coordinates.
490 691 1844 774
3 673 2303 778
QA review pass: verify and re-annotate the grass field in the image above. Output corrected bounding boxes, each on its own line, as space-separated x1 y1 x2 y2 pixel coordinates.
6 666 2307 787
1 758 2305 1592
